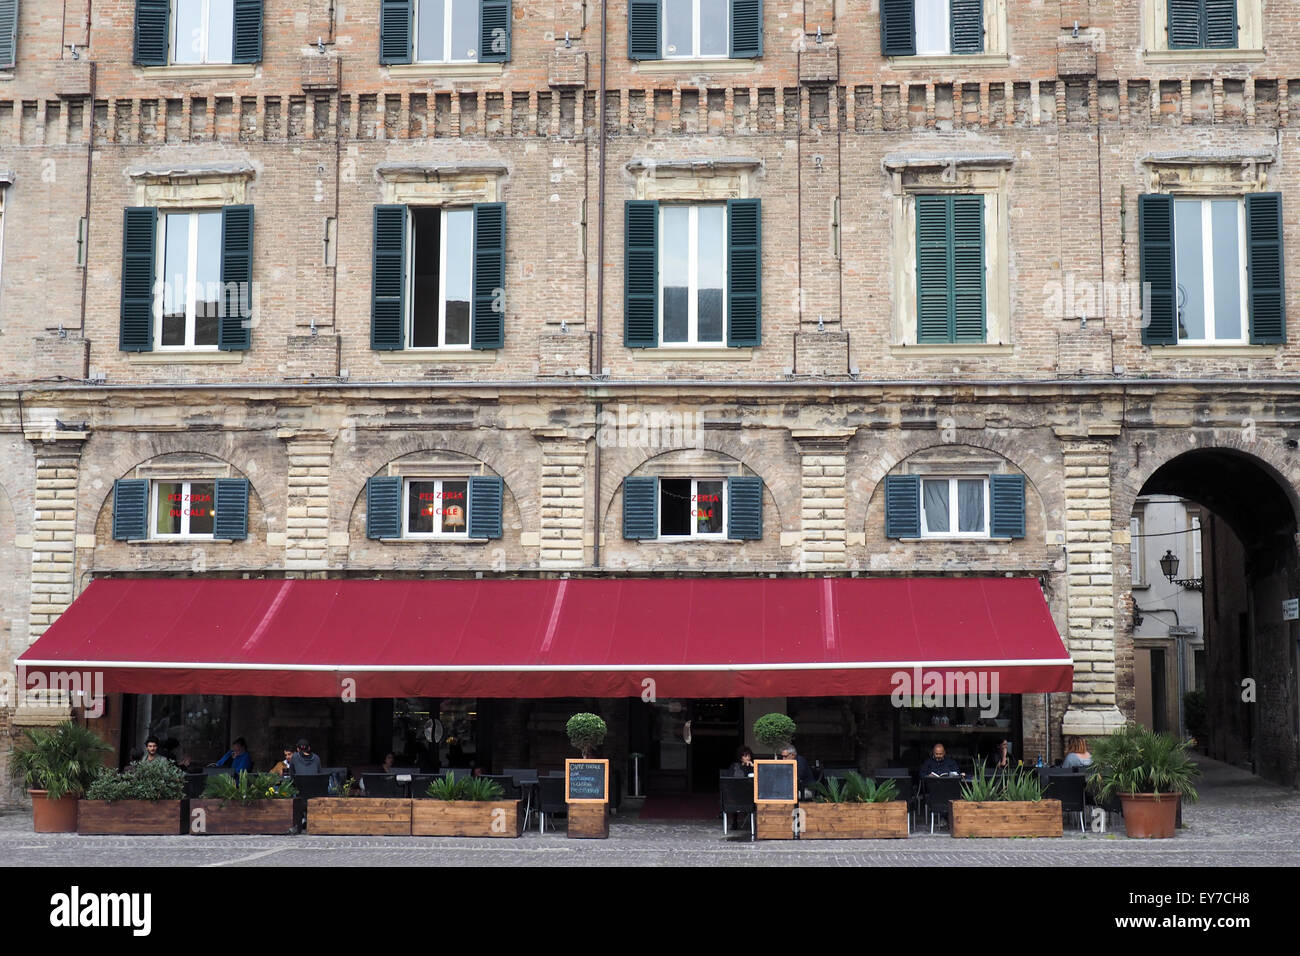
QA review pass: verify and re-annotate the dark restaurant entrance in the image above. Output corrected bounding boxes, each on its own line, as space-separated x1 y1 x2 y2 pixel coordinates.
635 698 743 794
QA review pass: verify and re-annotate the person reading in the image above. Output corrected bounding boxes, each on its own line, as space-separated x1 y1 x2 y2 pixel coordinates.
919 743 960 777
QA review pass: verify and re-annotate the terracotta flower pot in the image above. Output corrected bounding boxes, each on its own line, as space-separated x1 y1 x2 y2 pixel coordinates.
30 791 79 833
1119 792 1179 838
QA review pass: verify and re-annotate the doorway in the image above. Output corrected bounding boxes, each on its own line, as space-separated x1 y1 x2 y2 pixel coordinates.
642 698 742 794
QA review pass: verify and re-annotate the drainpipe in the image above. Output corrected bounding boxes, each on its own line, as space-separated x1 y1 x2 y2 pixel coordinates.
592 0 608 570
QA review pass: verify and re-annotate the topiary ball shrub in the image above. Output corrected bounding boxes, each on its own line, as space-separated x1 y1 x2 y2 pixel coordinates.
753 713 797 757
566 713 607 758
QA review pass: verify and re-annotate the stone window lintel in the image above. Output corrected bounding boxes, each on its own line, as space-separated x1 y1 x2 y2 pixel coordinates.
129 163 255 208
1141 150 1275 195
628 157 762 202
377 163 507 205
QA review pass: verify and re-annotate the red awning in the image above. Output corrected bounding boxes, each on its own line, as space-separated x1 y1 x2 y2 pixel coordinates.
17 577 1073 699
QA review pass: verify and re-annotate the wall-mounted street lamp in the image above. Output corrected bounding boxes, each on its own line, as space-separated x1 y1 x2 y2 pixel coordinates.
1159 550 1202 591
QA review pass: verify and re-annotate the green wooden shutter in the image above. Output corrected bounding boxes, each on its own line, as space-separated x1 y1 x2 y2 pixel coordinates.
949 0 983 54
113 479 149 541
916 195 951 343
727 198 761 348
1167 0 1203 48
729 0 762 58
0 0 18 70
380 0 414 64
1204 0 1237 48
625 201 659 347
1139 194 1177 345
989 474 1026 539
120 207 156 352
471 202 506 349
219 205 253 351
884 475 920 539
480 0 511 62
1246 192 1286 345
134 0 170 66
951 194 986 343
880 0 915 56
468 476 504 539
727 476 763 540
366 476 402 539
628 0 661 60
371 205 407 350
214 478 250 540
623 476 658 539
232 0 263 63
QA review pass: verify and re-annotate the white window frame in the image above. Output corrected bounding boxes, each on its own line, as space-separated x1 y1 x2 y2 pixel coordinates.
1190 513 1203 579
662 0 730 59
402 478 471 539
658 477 727 540
1130 506 1148 587
919 476 991 539
150 479 217 539
413 0 480 64
406 206 473 351
1174 197 1249 346
171 0 234 65
154 209 221 351
915 0 953 55
658 204 727 348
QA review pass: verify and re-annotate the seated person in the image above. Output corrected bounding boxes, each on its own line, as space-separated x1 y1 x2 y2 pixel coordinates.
270 747 294 777
919 743 961 777
213 737 254 774
990 739 1011 771
727 746 756 777
778 745 814 797
290 738 323 775
380 752 397 773
1061 736 1092 769
140 736 168 765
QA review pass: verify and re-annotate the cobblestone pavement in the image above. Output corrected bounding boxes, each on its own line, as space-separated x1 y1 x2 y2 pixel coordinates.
3 757 1296 867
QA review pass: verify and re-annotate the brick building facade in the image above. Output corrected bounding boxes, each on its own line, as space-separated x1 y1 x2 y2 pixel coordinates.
2 0 1299 797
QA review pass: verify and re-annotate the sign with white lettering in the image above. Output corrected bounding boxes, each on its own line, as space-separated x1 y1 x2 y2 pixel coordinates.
1283 598 1298 621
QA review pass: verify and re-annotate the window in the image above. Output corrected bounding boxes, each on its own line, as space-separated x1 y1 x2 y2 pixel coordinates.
881 0 987 57
172 0 234 64
152 480 216 538
0 0 19 70
1173 198 1247 344
404 478 469 537
1190 514 1203 578
409 207 473 349
1144 0 1262 57
660 205 726 346
916 194 986 344
157 211 222 349
1167 0 1237 49
662 0 728 59
1130 510 1148 587
920 477 988 538
659 478 725 538
415 0 480 63
134 0 263 67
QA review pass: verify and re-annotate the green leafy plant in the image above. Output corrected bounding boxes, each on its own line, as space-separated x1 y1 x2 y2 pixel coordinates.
11 720 112 800
960 759 1002 802
752 713 797 757
566 713 607 758
811 772 899 804
959 759 1045 802
1002 766 1046 802
811 776 851 803
332 776 357 798
425 772 504 802
202 771 297 804
1087 723 1200 803
461 776 505 802
426 772 467 801
85 759 186 802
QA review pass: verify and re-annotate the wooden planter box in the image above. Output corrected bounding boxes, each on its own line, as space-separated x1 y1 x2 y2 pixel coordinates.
950 799 1062 838
77 800 188 835
411 800 521 838
756 805 799 840
801 801 909 839
189 799 304 835
566 802 609 839
308 798 412 836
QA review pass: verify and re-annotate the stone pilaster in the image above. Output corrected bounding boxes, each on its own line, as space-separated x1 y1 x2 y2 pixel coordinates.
791 429 854 570
534 429 586 568
1059 437 1127 736
280 429 333 571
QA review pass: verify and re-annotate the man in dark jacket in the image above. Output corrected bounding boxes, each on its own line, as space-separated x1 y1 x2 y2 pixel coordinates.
919 743 961 777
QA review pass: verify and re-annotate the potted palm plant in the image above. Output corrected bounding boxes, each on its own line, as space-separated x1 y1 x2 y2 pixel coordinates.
802 772 909 839
11 721 112 833
190 771 303 834
1087 723 1199 839
410 772 521 837
78 759 189 834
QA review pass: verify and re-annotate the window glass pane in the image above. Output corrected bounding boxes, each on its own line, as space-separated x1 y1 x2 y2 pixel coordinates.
193 212 222 346
1174 200 1205 340
695 480 724 534
410 209 440 347
408 480 437 534
1210 200 1243 341
162 214 190 347
416 0 447 61
699 0 729 56
206 0 234 63
443 208 473 346
172 0 204 64
663 0 692 55
957 479 984 533
696 205 725 342
188 481 215 535
155 482 184 535
923 479 950 533
914 0 950 55
451 0 478 60
440 480 468 533
661 206 690 343
660 478 692 535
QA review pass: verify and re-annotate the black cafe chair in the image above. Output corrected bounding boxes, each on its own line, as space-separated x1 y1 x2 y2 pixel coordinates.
874 774 916 832
360 773 402 798
183 773 208 798
289 773 333 799
1043 772 1088 833
922 777 966 834
406 773 442 797
719 775 756 839
537 776 568 834
483 775 522 801
504 769 539 829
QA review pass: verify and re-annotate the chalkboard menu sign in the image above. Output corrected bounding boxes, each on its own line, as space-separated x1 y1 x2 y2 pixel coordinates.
565 759 610 803
753 760 798 803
